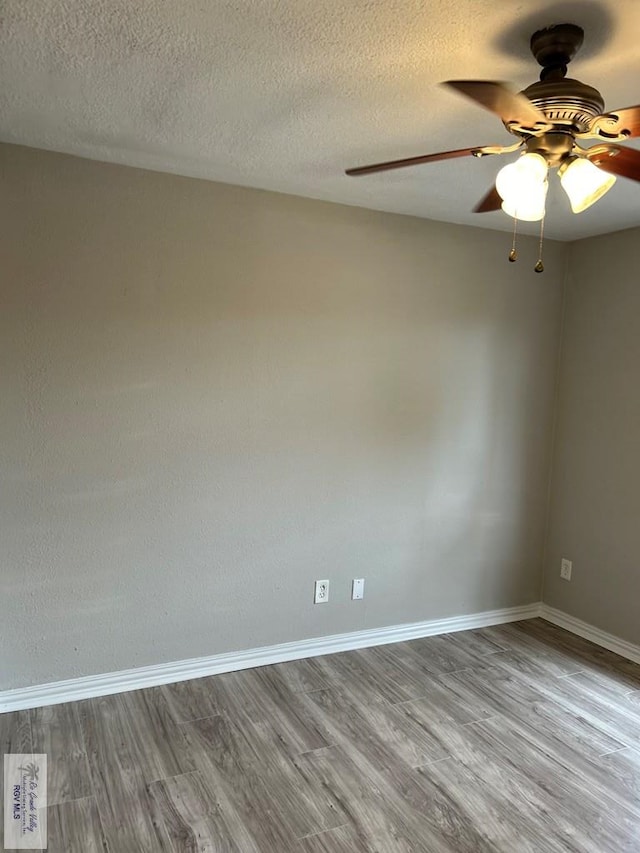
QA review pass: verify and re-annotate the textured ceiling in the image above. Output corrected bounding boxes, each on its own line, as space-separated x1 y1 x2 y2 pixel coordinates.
1 0 639 241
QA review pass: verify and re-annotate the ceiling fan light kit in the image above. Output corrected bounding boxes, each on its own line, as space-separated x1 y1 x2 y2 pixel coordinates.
496 153 548 221
558 156 617 213
346 23 640 270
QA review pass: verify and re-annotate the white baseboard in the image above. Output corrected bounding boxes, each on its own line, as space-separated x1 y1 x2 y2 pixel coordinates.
540 604 640 666
0 602 542 713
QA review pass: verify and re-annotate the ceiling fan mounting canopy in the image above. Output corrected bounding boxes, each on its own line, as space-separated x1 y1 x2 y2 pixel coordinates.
519 24 604 136
529 23 584 75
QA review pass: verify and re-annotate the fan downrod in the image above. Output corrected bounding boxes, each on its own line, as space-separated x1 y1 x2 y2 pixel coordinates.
530 23 584 81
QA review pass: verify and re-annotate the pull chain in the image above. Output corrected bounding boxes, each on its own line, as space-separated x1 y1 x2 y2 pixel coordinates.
508 216 518 262
534 215 545 273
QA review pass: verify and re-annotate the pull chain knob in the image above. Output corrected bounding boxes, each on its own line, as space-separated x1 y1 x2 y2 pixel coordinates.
535 214 546 274
508 216 518 263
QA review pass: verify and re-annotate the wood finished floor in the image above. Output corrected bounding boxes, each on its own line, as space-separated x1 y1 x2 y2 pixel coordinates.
2 618 640 851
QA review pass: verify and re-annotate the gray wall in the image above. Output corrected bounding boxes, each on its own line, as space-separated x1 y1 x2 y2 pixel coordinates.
543 227 640 645
1 143 565 690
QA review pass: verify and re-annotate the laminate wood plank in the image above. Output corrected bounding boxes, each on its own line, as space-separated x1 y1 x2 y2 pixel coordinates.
436 665 627 759
304 653 387 709
458 623 517 651
168 666 331 756
491 640 583 679
413 725 596 853
118 688 195 783
30 703 92 805
46 796 108 853
221 710 349 839
406 711 614 852
312 646 425 705
486 646 578 682
396 671 503 728
397 683 638 852
179 713 300 849
148 770 246 852
563 669 640 718
79 695 174 851
270 657 334 693
413 755 567 853
0 710 31 804
0 709 31 753
470 715 640 850
235 666 331 754
496 691 640 818
388 637 478 677
160 676 224 723
490 654 640 748
294 746 457 853
480 622 586 676
551 680 640 748
297 707 522 852
351 644 444 701
598 747 640 805
520 619 640 688
386 758 509 853
301 686 450 769
500 704 640 821
446 626 511 655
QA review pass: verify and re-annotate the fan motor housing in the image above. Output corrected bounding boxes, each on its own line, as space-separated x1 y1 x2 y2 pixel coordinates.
520 78 605 133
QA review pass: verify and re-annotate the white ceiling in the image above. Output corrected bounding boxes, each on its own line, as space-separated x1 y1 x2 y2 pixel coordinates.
1 0 639 241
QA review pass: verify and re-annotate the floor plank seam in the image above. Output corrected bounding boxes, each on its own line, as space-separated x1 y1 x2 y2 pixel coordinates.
297 822 351 841
461 715 502 727
598 746 629 757
48 794 97 807
297 744 337 757
412 755 454 770
145 767 202 785
556 670 589 679
175 712 223 725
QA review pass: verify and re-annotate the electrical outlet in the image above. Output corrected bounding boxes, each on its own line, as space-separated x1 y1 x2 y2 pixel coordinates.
351 578 365 600
560 558 572 581
314 579 330 604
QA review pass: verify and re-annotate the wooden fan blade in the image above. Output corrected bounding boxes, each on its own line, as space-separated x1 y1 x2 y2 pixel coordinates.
586 144 640 182
345 146 485 176
443 80 547 129
592 105 640 139
474 185 502 213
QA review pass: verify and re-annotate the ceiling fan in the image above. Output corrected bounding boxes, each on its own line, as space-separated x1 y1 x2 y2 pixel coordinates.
345 24 640 229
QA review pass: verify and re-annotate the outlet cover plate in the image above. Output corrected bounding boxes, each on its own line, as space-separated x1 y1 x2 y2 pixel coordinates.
314 579 330 604
560 558 572 581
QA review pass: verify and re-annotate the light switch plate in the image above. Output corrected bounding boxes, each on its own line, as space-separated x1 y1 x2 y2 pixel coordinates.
352 578 365 600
